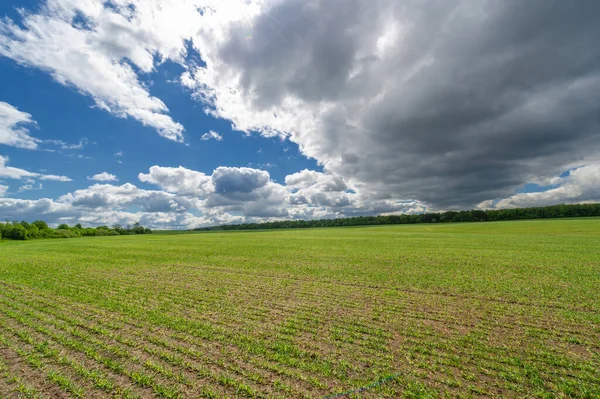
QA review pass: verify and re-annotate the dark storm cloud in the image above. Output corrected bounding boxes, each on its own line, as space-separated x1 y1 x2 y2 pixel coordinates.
207 0 600 208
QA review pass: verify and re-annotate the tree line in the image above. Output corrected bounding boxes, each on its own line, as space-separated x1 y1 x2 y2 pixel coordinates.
193 203 600 231
0 221 152 241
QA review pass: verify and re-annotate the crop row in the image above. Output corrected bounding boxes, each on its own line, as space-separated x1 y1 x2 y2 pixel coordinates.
1 276 598 398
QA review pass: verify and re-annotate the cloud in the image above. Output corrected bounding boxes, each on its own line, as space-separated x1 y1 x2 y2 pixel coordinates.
18 183 43 193
201 130 223 141
0 197 73 222
247 162 276 169
212 167 269 194
39 175 72 182
140 164 427 222
285 169 347 192
0 103 87 152
58 183 196 213
286 169 352 209
204 167 290 217
0 180 214 228
0 0 196 141
0 101 39 149
0 162 429 229
46 138 88 150
87 172 118 182
0 184 7 197
140 165 289 218
18 185 34 193
479 164 600 209
184 0 600 209
139 165 212 197
0 155 72 182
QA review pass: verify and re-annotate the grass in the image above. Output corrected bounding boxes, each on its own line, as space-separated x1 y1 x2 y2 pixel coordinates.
0 218 599 398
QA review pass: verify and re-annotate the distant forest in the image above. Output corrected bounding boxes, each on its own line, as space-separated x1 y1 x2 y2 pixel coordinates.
193 203 600 231
0 221 152 241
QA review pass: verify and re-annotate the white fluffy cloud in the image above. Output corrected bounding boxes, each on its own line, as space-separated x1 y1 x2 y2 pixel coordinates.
0 0 198 141
0 184 8 197
479 165 600 209
201 130 223 141
0 101 39 149
0 163 436 229
286 169 347 192
58 183 196 213
141 165 290 218
139 165 212 197
0 197 73 221
87 172 118 182
0 155 71 182
140 164 426 223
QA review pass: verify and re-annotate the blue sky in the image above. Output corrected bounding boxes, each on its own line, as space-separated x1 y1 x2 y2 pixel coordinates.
1 0 599 228
0 33 318 199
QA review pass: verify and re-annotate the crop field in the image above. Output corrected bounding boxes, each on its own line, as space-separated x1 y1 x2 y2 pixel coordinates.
0 219 599 398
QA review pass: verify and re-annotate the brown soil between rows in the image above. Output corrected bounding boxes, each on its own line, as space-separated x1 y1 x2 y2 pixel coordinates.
0 342 67 399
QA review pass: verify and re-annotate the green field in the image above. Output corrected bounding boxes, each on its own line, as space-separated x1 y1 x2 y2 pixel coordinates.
0 219 599 398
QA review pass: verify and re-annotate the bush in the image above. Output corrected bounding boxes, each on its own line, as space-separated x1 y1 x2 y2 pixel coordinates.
95 229 119 236
32 220 49 230
4 224 28 240
53 229 79 239
0 220 150 240
80 228 97 236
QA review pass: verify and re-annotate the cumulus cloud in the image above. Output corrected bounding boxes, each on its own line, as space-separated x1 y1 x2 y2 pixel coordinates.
140 164 426 222
141 165 290 218
0 0 197 141
0 101 39 149
75 210 213 230
201 130 223 141
0 162 429 229
0 155 72 182
0 197 73 221
58 183 195 213
0 183 210 228
87 172 118 182
183 0 600 209
204 167 290 217
139 165 212 197
479 165 600 209
212 167 269 194
0 195 204 229
0 184 8 197
286 169 347 192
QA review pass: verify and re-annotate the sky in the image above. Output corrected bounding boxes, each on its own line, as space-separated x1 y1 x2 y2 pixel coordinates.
0 0 599 229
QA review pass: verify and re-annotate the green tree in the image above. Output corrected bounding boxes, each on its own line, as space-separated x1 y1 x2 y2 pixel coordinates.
4 224 28 240
25 224 40 239
32 220 49 230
